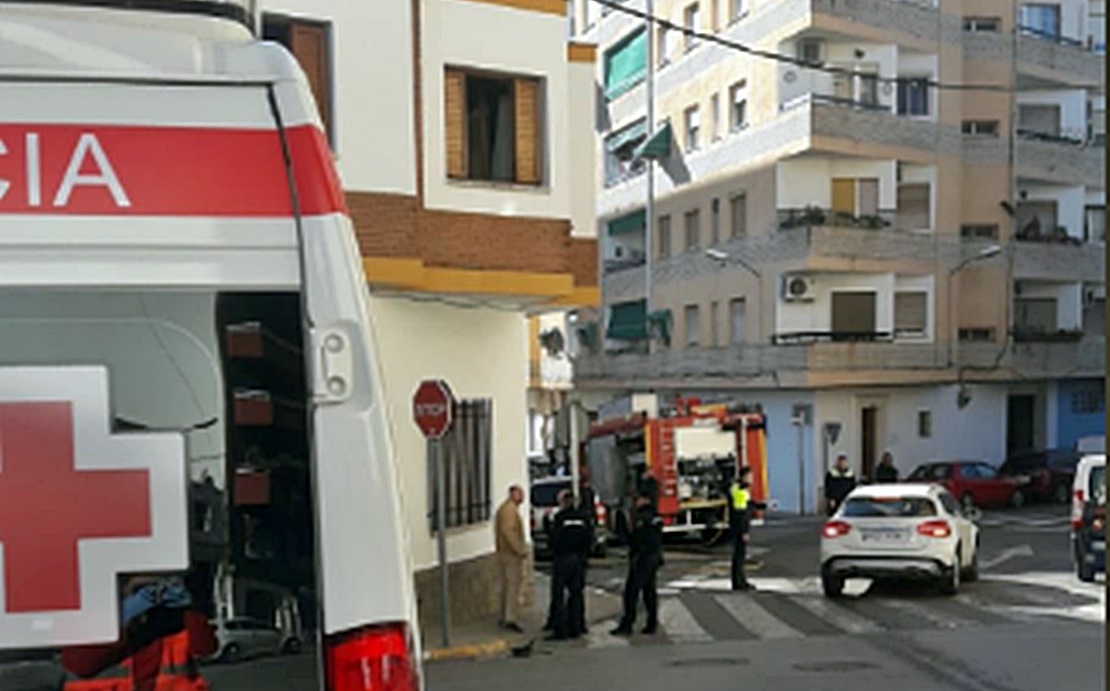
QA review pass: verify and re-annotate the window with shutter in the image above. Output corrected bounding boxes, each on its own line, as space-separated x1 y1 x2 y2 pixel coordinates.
897 183 931 230
729 298 746 344
263 16 333 146
730 193 747 238
684 304 700 346
831 292 877 336
658 215 673 258
445 69 468 179
444 68 545 185
514 78 542 185
684 209 701 251
894 292 928 336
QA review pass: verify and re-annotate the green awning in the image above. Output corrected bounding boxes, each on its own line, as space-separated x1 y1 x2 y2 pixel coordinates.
605 119 648 152
607 210 647 236
606 299 648 341
647 309 672 345
635 121 673 161
604 29 647 99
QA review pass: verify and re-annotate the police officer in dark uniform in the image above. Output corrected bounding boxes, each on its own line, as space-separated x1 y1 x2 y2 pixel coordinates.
546 490 593 640
729 466 767 591
611 492 663 636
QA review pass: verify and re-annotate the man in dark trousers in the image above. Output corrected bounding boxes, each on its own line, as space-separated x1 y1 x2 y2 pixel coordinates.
611 492 664 636
546 490 593 640
825 453 857 516
729 466 767 591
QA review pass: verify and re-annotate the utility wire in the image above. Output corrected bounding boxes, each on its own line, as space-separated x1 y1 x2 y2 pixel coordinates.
591 0 1016 93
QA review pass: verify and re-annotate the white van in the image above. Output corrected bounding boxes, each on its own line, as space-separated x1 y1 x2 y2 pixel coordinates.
0 3 420 691
1071 454 1106 582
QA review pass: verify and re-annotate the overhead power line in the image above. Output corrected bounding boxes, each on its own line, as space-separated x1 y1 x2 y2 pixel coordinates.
591 0 1015 93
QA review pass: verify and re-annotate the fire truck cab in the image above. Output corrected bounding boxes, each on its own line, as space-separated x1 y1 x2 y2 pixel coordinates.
586 397 769 545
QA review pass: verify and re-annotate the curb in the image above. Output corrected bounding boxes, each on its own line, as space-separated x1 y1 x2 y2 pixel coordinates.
423 638 510 663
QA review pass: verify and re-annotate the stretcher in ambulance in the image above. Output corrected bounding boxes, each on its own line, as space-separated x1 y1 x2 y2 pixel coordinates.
0 3 421 691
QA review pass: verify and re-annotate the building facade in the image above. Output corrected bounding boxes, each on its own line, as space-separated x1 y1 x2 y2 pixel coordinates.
258 0 598 627
571 0 1104 513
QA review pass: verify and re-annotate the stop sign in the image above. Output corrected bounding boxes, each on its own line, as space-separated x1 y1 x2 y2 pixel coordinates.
413 379 456 439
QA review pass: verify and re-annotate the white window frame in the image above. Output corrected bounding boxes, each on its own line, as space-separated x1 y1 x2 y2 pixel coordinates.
684 3 701 51
729 80 748 132
685 105 701 152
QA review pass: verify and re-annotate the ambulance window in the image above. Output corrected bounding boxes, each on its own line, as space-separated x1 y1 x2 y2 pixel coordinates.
0 289 320 691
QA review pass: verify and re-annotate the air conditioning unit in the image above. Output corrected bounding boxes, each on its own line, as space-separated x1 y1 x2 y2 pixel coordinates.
782 274 816 302
797 39 825 64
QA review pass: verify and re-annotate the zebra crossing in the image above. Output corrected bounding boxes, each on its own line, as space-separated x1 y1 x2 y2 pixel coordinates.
581 574 1104 649
975 509 1071 531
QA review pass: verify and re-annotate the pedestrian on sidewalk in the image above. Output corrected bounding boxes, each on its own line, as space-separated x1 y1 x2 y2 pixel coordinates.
547 490 593 641
875 451 899 483
824 454 857 516
729 466 767 591
495 484 528 633
611 492 663 637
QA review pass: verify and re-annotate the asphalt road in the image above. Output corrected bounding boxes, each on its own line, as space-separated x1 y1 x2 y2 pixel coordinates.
196 504 1105 691
425 503 1105 691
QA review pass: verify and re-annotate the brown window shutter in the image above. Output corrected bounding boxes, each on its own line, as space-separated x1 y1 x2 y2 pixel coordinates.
514 78 542 185
289 23 331 140
445 68 467 179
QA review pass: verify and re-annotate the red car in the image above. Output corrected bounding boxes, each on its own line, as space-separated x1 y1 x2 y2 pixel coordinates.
905 461 1021 510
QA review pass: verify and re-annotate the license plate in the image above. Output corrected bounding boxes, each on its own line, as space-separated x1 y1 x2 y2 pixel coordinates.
861 528 909 542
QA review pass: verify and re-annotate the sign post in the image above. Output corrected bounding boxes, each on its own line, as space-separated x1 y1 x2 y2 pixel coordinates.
413 379 457 649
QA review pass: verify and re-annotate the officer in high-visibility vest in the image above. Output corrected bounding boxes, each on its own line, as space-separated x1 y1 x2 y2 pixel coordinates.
729 466 766 591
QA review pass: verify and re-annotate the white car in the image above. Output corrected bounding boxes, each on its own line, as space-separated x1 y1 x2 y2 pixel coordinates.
820 484 980 597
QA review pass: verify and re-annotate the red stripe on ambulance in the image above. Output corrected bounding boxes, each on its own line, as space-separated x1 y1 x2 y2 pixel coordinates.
0 124 346 217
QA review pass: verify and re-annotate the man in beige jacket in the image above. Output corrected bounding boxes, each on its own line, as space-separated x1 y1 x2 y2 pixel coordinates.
494 484 527 632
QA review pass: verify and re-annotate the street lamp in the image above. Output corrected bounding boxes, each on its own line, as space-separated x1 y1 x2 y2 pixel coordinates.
947 244 1004 367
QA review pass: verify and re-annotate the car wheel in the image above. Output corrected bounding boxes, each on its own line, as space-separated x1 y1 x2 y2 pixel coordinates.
1009 489 1025 509
939 548 961 596
1076 543 1096 582
222 643 241 664
961 543 980 583
821 572 845 598
283 638 302 655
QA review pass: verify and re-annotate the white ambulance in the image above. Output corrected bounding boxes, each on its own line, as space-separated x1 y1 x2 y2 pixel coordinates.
0 2 421 690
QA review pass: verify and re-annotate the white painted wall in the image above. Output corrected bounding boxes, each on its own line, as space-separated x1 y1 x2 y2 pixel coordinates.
776 272 896 334
1019 183 1087 239
778 41 898 111
366 295 528 570
1017 89 1089 140
813 384 1009 482
775 157 897 210
261 0 417 195
422 0 572 219
569 57 598 238
0 290 224 484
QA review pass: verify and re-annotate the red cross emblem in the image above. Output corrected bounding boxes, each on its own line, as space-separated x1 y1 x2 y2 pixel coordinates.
0 367 187 648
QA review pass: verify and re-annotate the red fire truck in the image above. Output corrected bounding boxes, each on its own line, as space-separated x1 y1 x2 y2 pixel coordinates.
585 398 769 545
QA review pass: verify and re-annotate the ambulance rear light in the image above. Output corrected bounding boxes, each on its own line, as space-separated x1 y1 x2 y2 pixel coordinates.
325 622 420 691
1072 489 1085 529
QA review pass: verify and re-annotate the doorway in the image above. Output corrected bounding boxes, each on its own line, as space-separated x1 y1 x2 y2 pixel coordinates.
1007 395 1036 456
861 406 879 480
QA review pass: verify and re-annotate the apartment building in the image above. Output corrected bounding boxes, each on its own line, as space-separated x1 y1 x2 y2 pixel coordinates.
571 0 1104 513
258 0 598 627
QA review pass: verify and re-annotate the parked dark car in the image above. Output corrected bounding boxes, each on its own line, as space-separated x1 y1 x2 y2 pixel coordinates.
904 460 1021 510
998 449 1082 506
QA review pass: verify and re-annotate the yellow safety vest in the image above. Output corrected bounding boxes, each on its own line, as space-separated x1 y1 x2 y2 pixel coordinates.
730 484 750 511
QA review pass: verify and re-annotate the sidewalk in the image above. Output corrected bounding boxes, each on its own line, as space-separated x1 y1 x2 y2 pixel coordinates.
421 570 623 663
